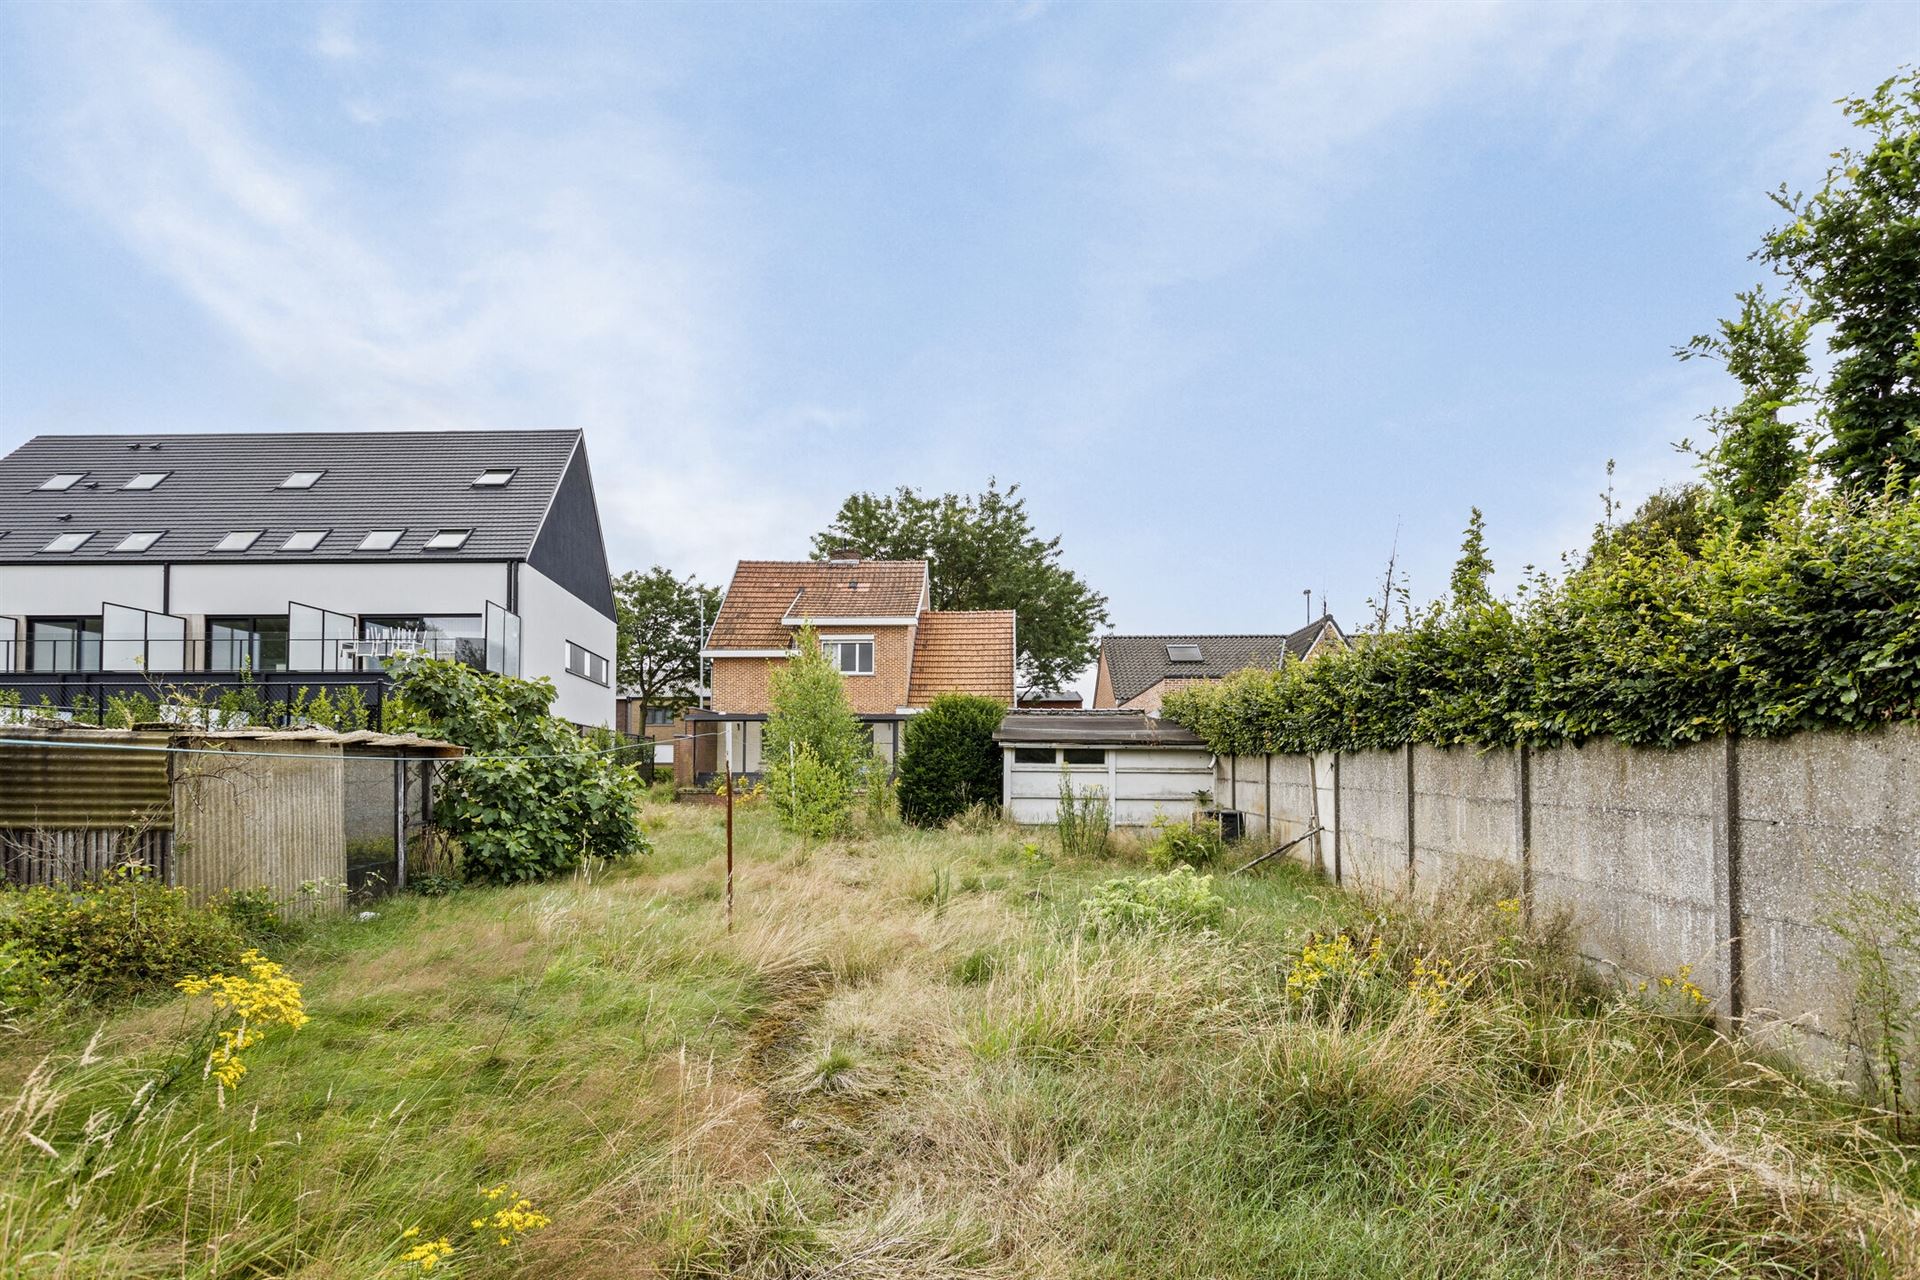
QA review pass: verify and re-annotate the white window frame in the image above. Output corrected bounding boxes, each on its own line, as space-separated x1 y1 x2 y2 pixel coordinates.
357 529 403 551
42 531 95 553
39 473 86 491
123 472 170 490
280 530 329 552
821 634 875 676
424 529 471 551
279 470 326 490
213 531 262 552
114 531 164 552
472 468 517 487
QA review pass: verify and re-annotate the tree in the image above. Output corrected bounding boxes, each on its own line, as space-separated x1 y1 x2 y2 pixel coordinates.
1448 507 1494 607
612 567 721 729
387 656 647 883
763 625 870 837
897 693 1006 828
1760 69 1920 492
811 480 1110 689
1677 289 1814 534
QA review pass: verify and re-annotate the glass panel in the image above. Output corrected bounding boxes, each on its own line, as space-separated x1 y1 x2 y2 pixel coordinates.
1062 747 1106 765
114 532 163 552
358 530 402 551
361 615 483 668
485 601 506 673
322 609 356 672
146 612 187 670
40 474 84 491
280 471 324 489
1013 746 1054 765
288 603 325 670
43 532 93 552
124 472 168 490
29 618 102 672
102 602 148 671
503 611 521 677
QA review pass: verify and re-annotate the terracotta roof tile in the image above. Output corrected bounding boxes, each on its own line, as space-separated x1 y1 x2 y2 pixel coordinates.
708 560 927 649
908 611 1016 706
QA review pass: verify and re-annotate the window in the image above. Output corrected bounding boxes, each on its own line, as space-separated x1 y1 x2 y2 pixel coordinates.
1013 746 1054 765
1166 643 1204 663
213 531 261 552
472 469 517 487
39 474 85 491
43 532 95 552
28 617 102 672
280 530 328 552
566 641 610 685
123 472 169 490
360 615 485 668
358 529 403 551
114 531 164 552
644 706 679 726
206 615 291 673
279 471 324 489
821 638 875 675
423 529 471 550
1063 747 1106 766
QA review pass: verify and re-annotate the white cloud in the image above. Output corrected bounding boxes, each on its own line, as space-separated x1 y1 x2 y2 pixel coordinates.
314 9 363 62
16 0 795 580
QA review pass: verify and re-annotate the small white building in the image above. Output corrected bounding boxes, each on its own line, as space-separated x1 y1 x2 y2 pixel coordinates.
995 709 1215 828
0 429 618 726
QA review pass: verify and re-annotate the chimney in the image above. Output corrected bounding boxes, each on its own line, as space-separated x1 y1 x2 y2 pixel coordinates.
827 546 861 565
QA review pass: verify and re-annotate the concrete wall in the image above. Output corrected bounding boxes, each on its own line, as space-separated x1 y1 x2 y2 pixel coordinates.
1214 724 1920 1075
1 563 167 615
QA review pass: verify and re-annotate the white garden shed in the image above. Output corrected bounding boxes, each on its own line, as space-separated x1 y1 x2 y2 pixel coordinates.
995 709 1215 828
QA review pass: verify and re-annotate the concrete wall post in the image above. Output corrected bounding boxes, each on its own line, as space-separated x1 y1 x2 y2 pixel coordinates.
1404 742 1417 895
1331 751 1342 885
1711 734 1745 1023
1514 743 1532 927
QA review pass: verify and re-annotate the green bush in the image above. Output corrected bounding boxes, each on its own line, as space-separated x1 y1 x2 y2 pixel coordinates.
209 886 287 944
763 625 871 838
387 656 648 884
1145 816 1227 871
1165 486 1920 755
1081 867 1224 936
769 742 857 839
0 867 245 1004
0 937 53 1020
897 694 1005 828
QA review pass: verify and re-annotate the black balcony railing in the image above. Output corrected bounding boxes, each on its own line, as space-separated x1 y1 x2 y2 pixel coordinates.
0 671 391 730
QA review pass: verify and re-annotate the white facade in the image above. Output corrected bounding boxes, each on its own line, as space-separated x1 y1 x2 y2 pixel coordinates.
1003 744 1217 828
518 562 616 726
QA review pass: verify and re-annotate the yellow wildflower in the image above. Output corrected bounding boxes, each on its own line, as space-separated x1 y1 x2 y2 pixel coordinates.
175 949 307 1093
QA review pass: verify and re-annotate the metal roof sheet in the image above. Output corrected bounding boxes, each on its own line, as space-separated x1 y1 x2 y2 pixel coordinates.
993 709 1207 748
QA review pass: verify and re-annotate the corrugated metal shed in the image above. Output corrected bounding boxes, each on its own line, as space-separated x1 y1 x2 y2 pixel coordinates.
0 726 172 828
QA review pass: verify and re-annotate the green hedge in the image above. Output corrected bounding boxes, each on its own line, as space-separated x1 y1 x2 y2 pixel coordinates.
1164 488 1920 755
897 694 1006 828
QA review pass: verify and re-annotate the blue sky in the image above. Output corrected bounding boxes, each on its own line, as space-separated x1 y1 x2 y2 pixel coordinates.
3 1 1915 678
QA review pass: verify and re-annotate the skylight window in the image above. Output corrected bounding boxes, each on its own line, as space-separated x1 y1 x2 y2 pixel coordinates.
279 471 324 489
43 532 94 553
213 531 261 552
280 530 328 552
1167 644 1205 663
472 469 516 487
123 472 169 490
423 529 471 550
114 531 163 552
358 529 403 551
39 474 85 491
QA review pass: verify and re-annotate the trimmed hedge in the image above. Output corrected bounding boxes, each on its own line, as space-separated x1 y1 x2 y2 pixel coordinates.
1164 487 1920 755
898 694 1007 828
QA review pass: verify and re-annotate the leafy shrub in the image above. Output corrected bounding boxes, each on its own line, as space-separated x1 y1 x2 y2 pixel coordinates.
898 694 1005 827
1145 815 1227 870
1165 486 1920 754
388 656 648 884
770 743 857 839
763 626 871 837
1055 772 1110 859
0 867 244 1003
0 937 53 1020
409 873 461 898
1081 867 1223 935
209 886 287 943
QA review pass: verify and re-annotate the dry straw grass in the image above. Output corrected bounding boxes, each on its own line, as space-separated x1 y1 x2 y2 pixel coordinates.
2 796 1915 1278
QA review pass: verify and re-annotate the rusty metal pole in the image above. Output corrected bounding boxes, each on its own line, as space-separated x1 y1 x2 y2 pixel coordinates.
724 725 735 933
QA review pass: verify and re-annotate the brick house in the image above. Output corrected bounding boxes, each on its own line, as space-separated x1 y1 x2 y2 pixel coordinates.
684 554 1015 782
1090 616 1345 713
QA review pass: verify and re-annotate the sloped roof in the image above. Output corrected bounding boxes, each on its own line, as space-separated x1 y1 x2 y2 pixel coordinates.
1099 617 1344 705
994 709 1206 748
0 430 583 564
907 610 1016 706
707 559 928 649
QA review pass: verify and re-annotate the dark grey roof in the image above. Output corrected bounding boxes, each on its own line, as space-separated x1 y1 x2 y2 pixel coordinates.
1099 617 1345 704
994 709 1207 748
0 430 584 564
